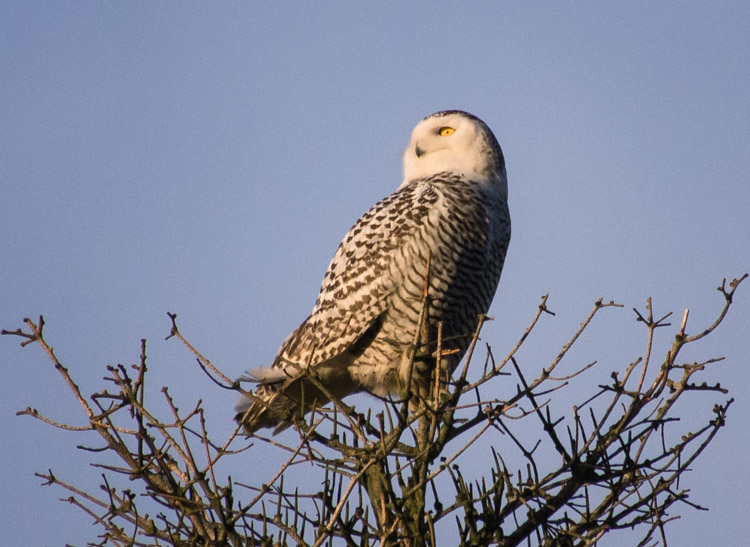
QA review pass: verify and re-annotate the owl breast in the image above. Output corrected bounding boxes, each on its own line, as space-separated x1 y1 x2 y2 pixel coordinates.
345 173 510 396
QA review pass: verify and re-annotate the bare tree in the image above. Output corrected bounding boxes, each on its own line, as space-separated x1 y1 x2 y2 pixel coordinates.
4 273 746 546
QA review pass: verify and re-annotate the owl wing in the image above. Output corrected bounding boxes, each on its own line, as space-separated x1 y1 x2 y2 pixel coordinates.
256 180 439 378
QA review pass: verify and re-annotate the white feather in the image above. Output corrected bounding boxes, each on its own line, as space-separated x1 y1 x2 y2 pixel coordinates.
240 365 290 383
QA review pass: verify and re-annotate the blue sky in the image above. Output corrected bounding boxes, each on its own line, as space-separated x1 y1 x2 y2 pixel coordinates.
2 3 748 545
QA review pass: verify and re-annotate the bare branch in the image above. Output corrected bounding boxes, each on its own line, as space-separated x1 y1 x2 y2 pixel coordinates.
8 274 744 545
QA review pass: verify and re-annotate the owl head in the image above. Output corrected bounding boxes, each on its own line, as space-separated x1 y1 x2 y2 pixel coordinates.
402 110 506 185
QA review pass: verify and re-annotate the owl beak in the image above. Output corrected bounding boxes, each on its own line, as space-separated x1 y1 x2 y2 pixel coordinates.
415 144 425 158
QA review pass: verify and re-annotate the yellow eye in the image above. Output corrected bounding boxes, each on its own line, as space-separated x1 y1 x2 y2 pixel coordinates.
439 127 455 136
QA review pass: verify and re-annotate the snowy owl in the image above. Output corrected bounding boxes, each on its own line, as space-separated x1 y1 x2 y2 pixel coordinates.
236 110 510 434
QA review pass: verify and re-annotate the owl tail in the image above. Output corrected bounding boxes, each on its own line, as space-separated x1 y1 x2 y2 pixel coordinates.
234 386 298 435
234 368 339 435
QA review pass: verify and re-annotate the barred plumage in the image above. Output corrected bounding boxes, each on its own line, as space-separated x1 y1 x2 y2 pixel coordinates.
236 110 510 433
